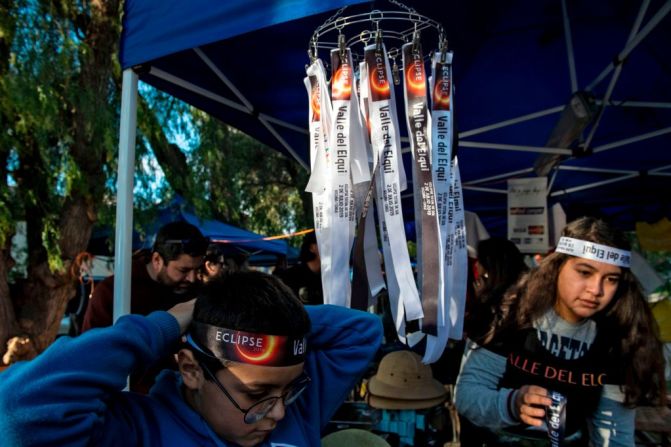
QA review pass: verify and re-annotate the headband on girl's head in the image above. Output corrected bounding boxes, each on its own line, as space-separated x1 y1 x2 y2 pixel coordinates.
555 236 631 268
186 322 307 367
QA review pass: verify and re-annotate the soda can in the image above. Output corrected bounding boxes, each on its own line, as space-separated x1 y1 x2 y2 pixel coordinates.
545 390 567 447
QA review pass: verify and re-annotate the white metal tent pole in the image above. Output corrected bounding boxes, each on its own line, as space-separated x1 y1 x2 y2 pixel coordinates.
598 100 671 109
458 105 564 138
618 0 671 65
113 69 138 323
625 0 651 47
464 167 534 186
193 48 308 170
593 126 671 153
149 67 249 112
550 173 639 197
462 185 507 194
557 165 637 175
156 70 309 133
561 0 578 93
582 0 649 150
549 166 639 196
459 141 572 155
402 185 507 197
261 115 309 134
587 0 670 91
547 169 558 192
650 164 671 175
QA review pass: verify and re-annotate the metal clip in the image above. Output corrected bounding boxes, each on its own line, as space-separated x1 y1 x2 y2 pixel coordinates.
375 28 383 53
392 58 400 86
440 38 448 63
308 38 317 64
338 33 347 62
412 27 421 55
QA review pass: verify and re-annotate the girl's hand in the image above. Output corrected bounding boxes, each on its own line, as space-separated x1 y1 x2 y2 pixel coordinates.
515 385 553 426
168 299 196 334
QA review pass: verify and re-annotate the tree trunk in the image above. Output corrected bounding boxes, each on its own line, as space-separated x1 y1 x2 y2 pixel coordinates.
1 0 120 363
0 0 17 363
6 197 94 361
0 240 17 363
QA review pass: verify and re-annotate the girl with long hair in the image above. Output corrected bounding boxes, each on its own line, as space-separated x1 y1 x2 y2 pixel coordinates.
455 217 666 446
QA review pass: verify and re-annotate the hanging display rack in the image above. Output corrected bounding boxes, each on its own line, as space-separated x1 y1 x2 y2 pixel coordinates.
308 0 447 68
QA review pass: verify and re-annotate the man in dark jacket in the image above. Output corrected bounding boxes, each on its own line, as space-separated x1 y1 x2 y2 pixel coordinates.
82 221 208 331
81 221 208 392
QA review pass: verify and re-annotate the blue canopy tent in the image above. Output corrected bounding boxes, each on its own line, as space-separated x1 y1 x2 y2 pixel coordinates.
114 0 671 319
151 197 289 262
89 197 291 265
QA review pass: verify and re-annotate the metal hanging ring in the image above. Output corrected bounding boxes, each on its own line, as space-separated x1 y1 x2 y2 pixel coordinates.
335 16 346 31
359 30 371 46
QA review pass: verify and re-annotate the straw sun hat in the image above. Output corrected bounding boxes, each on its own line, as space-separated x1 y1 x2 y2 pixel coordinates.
367 350 447 410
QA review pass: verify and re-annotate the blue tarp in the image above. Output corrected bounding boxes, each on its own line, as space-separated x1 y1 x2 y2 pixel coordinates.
90 197 292 264
151 197 289 258
119 0 671 235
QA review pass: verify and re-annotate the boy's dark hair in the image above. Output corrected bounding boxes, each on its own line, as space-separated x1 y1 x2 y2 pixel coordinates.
189 270 311 373
153 221 208 262
299 232 318 263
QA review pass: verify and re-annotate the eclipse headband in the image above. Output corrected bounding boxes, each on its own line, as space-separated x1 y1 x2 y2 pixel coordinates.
187 322 307 367
555 236 631 268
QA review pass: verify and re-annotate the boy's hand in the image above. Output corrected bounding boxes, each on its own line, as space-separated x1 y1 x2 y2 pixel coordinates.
168 299 196 334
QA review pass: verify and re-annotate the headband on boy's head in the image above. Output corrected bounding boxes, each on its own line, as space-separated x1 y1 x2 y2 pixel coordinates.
185 322 307 367
555 236 631 268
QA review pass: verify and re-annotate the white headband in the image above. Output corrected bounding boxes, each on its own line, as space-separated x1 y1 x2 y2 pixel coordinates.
555 237 631 268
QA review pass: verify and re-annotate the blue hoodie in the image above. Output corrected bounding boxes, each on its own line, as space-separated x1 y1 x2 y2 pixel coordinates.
0 305 382 446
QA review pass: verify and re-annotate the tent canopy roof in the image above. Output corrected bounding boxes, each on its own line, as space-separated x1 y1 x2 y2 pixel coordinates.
120 0 671 235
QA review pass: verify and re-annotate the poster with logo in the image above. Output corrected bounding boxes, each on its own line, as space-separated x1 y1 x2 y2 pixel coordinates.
507 177 549 253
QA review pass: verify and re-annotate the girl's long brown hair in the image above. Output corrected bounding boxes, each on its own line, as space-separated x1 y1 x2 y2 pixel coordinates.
486 217 666 407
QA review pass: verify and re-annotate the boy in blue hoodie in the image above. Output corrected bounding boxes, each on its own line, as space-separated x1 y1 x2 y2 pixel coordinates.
0 270 383 446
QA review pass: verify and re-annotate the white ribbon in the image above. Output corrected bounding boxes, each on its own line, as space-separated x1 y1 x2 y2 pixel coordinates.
556 237 631 267
365 43 423 326
357 61 386 300
424 52 468 360
323 48 357 307
422 51 454 362
304 60 333 304
447 156 468 340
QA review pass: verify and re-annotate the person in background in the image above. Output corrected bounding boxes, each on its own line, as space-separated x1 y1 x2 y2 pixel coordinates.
82 221 208 332
199 243 227 283
455 217 667 446
465 237 528 344
275 231 323 305
225 252 251 272
81 221 208 392
432 238 527 388
0 271 383 447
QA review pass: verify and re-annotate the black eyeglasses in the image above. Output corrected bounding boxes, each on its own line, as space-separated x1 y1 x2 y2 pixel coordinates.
200 363 311 424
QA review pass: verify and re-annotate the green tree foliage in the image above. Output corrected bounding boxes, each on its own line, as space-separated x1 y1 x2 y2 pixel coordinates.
188 109 312 238
0 0 311 363
136 87 312 239
0 0 123 362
